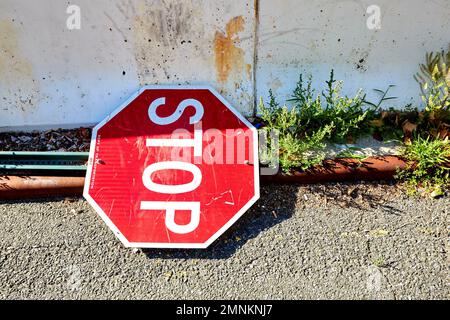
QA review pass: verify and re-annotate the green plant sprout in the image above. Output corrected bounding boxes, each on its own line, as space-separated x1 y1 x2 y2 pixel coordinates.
396 136 450 196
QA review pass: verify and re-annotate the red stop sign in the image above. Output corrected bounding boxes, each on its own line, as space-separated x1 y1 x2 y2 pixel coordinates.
84 86 259 248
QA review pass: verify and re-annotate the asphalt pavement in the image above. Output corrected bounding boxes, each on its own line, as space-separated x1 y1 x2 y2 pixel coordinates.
0 182 448 299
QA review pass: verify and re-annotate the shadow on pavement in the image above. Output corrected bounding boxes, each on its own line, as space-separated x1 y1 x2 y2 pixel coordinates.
141 181 406 260
142 183 298 260
1 181 405 260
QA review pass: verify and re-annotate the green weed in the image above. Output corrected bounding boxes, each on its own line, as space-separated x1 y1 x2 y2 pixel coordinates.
414 45 450 113
288 70 377 144
396 136 450 196
258 70 382 172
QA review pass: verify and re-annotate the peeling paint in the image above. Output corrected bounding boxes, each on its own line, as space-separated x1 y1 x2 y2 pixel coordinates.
214 16 251 84
0 20 39 113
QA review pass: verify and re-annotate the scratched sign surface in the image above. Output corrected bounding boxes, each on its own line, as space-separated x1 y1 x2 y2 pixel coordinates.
84 86 259 248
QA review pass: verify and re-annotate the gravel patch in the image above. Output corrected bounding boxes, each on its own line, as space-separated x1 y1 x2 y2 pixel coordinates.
0 128 91 152
0 182 448 300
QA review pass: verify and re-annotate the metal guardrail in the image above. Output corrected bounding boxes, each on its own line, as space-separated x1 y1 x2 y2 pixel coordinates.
0 151 89 176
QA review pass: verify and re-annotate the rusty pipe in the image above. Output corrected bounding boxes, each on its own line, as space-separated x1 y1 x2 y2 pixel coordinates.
0 176 85 200
261 156 407 184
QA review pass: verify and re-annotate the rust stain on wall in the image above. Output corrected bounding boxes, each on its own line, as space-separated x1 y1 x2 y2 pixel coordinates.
0 20 38 112
246 63 252 80
214 16 251 84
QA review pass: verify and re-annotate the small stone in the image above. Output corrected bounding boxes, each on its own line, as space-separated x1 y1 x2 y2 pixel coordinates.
431 188 444 199
18 136 32 142
347 186 358 198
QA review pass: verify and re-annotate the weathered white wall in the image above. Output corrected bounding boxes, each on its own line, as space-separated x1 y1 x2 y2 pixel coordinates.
257 0 450 108
0 0 449 130
0 0 256 130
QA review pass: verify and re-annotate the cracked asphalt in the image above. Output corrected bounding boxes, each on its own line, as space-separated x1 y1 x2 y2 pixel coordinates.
0 182 448 299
